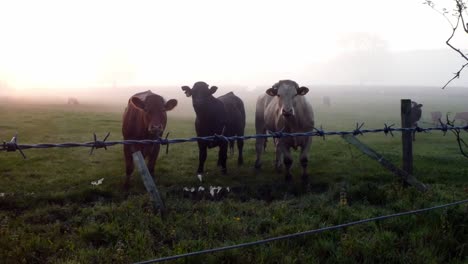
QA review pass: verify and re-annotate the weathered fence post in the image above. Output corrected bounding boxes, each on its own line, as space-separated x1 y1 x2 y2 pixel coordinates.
401 99 413 174
132 151 166 216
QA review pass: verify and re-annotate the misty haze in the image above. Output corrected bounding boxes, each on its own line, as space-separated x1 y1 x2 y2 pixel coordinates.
1 1 467 263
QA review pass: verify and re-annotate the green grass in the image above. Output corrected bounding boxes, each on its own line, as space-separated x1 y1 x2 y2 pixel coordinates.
0 94 467 264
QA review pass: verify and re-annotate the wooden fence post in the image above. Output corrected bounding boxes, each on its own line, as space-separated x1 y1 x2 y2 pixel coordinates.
132 151 166 216
401 99 413 174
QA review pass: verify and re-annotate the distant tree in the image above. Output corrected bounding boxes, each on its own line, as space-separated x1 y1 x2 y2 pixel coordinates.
337 32 390 85
424 0 468 89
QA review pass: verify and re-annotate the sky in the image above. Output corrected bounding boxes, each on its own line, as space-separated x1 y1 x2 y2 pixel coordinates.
0 0 466 96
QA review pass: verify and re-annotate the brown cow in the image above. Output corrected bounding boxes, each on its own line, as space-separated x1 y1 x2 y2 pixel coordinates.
430 111 442 126
122 90 177 189
454 112 468 125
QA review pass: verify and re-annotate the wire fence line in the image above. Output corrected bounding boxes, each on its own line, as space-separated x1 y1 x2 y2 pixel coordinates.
2 123 468 159
134 199 468 264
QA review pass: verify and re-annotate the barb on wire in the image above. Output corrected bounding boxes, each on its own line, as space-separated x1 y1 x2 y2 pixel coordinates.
213 134 229 143
353 122 365 136
414 125 425 134
267 128 285 139
383 123 395 137
164 132 170 154
89 132 110 155
314 126 326 140
2 133 26 159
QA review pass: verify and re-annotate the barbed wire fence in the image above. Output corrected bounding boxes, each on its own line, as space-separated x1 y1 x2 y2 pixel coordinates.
2 122 468 159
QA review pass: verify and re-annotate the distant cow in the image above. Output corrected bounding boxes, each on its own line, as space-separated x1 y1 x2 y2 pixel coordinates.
430 111 442 126
255 80 314 183
454 112 468 125
323 96 331 107
122 90 177 189
67 97 79 105
410 101 423 141
181 82 245 179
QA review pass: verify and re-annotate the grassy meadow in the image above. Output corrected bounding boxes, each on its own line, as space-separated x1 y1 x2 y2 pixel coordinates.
0 88 467 263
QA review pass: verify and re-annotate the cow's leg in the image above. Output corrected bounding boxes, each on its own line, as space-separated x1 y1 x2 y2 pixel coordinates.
229 140 235 155
299 137 312 184
218 141 228 174
282 146 293 182
276 141 292 182
237 139 244 166
255 136 265 169
147 144 161 180
123 144 135 190
197 141 207 176
275 140 283 172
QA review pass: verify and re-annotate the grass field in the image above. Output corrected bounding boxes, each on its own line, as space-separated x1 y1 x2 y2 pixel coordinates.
0 90 467 263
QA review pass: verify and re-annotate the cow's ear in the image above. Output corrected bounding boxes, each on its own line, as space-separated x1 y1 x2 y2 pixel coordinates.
209 86 218 94
417 104 423 108
266 88 277 96
165 99 178 111
131 97 145 110
297 86 309 96
181 86 192 97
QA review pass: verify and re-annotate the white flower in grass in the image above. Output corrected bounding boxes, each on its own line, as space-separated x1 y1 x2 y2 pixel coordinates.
91 178 104 186
0 193 5 198
209 186 223 197
198 186 205 192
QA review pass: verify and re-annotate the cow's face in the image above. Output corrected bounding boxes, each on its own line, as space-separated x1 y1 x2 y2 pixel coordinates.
411 101 423 109
266 80 309 118
181 81 218 107
131 95 178 136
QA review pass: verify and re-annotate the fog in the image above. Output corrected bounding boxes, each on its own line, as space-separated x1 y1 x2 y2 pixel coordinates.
1 0 468 105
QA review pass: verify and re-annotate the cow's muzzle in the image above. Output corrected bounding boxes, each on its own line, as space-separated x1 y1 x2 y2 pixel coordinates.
282 108 294 117
148 124 164 137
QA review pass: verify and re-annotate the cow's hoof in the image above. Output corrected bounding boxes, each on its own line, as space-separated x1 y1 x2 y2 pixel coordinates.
285 174 292 182
238 158 244 166
221 168 227 175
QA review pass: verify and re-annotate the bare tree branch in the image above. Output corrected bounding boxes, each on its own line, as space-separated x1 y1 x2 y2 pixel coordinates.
426 0 468 89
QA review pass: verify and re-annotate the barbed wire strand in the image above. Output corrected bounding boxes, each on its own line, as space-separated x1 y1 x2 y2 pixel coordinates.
134 199 468 264
2 124 468 155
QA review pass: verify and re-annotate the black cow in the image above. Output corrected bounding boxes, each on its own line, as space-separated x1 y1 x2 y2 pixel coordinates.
181 82 245 180
410 101 423 141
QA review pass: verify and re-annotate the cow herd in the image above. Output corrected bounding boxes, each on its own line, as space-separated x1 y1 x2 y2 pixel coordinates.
120 81 468 189
121 79 314 189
